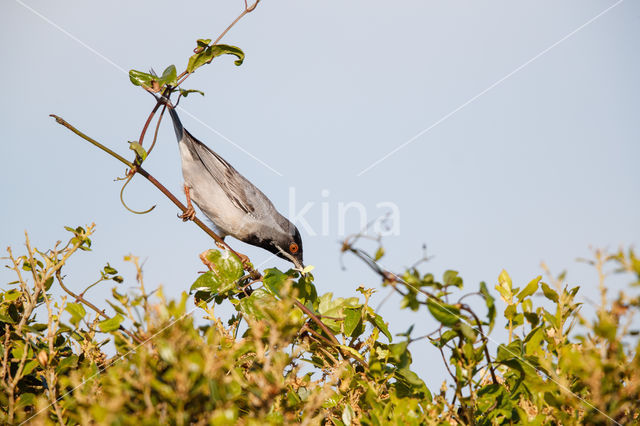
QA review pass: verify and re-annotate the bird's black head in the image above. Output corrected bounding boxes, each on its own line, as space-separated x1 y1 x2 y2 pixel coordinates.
246 221 304 268
269 223 304 268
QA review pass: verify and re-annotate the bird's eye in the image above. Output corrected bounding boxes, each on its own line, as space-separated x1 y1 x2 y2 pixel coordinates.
289 243 299 253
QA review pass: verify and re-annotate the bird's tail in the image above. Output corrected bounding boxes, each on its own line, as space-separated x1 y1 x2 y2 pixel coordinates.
154 94 184 142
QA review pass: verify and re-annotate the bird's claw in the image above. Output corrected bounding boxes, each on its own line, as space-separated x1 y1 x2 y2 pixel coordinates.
179 184 196 221
238 254 251 269
178 206 196 222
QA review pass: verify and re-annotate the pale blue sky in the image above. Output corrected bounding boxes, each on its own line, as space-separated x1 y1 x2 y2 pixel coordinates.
1 0 639 389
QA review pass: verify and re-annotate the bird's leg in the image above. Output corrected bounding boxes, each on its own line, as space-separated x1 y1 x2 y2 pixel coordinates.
178 184 196 221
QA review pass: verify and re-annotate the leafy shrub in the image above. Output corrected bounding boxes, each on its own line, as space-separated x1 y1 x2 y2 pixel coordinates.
1 225 638 424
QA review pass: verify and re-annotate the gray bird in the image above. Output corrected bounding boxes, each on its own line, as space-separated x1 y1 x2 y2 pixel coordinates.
161 98 303 267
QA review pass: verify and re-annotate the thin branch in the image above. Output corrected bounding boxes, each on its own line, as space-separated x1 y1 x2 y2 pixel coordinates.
460 304 497 385
146 103 167 157
213 0 260 45
55 271 143 344
138 102 162 148
79 276 106 297
49 115 258 275
174 0 261 87
51 115 133 167
293 300 339 346
438 345 456 382
301 324 336 347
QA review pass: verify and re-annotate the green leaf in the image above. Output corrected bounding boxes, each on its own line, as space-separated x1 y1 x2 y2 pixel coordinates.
190 250 243 296
316 293 360 333
66 302 86 326
426 298 460 326
540 282 559 303
211 44 244 66
479 281 496 332
237 289 278 319
112 288 129 305
56 354 79 374
517 276 541 301
179 88 205 97
44 276 54 290
394 368 432 401
128 141 147 162
338 344 363 361
98 314 124 332
3 289 21 302
106 300 127 317
293 273 318 305
443 270 463 288
433 329 458 348
103 264 118 275
542 308 559 328
524 312 539 327
496 269 513 303
187 43 245 73
129 69 155 87
17 393 36 408
371 313 392 342
374 247 385 261
342 404 355 425
317 293 360 317
343 308 361 337
504 304 518 321
455 322 477 342
496 339 523 362
388 341 409 363
159 64 177 86
22 359 39 376
263 268 292 297
524 326 545 355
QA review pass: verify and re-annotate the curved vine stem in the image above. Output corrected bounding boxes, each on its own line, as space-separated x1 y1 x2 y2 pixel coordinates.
146 103 166 157
138 101 162 148
460 304 497 385
119 173 156 215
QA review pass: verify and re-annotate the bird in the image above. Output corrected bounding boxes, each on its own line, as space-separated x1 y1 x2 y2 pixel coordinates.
160 96 304 268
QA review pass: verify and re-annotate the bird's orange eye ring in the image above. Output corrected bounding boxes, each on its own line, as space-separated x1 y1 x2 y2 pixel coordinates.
289 243 299 254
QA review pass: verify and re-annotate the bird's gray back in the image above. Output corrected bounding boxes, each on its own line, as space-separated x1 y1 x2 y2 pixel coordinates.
169 109 292 241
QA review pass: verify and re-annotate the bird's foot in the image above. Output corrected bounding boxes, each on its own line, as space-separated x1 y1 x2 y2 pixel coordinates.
178 184 196 221
229 248 252 270
178 205 196 222
237 253 251 269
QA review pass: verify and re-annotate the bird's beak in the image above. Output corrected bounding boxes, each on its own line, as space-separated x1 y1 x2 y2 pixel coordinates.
275 244 304 271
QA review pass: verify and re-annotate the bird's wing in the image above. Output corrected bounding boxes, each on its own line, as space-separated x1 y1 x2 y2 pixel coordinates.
182 129 262 216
